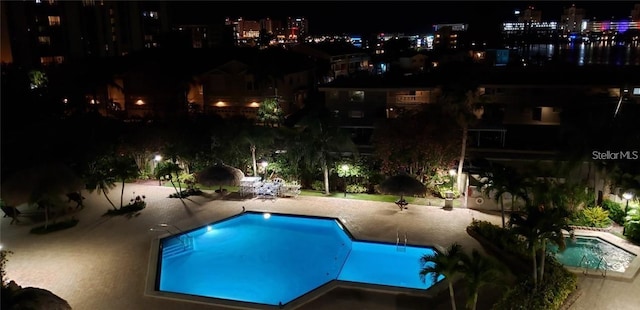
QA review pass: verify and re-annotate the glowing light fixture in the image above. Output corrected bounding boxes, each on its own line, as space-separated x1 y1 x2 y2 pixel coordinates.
263 213 271 219
135 99 145 105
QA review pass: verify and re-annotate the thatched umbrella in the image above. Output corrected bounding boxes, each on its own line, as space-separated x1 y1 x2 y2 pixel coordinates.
1 163 83 206
379 174 427 210
1 163 83 226
195 163 244 192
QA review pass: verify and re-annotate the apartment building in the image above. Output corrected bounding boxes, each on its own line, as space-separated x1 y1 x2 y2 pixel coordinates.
318 66 640 155
2 0 169 68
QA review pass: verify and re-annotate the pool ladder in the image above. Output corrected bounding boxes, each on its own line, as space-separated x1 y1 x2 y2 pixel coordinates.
396 230 407 252
579 254 608 277
150 223 193 251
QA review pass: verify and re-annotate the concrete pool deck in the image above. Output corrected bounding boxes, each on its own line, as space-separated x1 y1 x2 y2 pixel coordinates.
1 183 639 309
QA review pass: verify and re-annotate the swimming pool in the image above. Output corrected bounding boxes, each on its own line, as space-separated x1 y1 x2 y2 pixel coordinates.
155 212 441 307
548 236 637 272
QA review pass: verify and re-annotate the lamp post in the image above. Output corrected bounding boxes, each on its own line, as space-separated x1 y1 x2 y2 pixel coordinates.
448 169 457 189
623 192 633 235
261 160 268 182
341 164 349 198
154 155 162 186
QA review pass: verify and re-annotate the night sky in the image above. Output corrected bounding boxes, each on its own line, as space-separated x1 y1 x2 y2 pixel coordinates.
169 1 638 35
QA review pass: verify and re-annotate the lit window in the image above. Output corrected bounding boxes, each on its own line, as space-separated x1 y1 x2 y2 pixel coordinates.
633 88 640 96
38 36 51 44
40 56 54 65
349 110 364 118
349 91 364 102
48 16 61 26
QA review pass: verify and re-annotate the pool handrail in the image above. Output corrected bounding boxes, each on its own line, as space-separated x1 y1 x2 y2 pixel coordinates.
579 254 590 274
596 256 609 277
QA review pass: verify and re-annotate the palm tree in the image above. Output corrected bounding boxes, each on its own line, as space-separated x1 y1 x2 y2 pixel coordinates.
459 249 506 310
84 157 118 210
238 123 276 177
482 164 529 227
419 243 463 310
155 161 184 198
509 200 572 287
110 155 140 209
294 107 356 195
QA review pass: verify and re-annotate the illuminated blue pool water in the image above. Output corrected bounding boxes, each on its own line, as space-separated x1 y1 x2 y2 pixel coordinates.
157 212 441 306
548 236 636 272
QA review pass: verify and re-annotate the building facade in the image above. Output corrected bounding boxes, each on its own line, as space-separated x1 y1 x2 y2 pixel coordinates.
3 0 169 68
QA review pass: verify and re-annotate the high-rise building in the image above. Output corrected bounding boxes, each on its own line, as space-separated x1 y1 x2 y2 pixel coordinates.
560 4 586 34
287 17 308 41
632 3 640 20
2 0 169 68
517 6 542 23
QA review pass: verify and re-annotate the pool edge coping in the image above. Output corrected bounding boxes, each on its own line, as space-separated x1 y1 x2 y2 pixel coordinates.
144 211 446 309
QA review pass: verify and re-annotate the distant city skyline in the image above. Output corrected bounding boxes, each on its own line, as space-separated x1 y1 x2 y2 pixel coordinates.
170 1 639 35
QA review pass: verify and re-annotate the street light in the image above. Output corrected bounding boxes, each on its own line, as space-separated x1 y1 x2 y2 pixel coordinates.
448 169 457 189
341 164 349 197
261 160 268 181
623 192 634 235
154 155 162 186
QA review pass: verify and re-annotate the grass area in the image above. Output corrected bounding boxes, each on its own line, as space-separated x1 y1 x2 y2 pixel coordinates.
30 218 79 234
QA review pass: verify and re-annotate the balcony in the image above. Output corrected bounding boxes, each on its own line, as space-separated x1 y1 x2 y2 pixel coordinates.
386 95 429 105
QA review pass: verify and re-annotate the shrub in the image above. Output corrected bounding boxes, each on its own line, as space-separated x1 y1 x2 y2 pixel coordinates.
469 220 577 310
571 206 611 228
169 188 203 199
601 200 625 225
436 185 460 199
469 220 529 258
493 257 577 310
625 208 640 242
30 218 79 234
311 180 324 191
346 184 368 194
104 195 146 216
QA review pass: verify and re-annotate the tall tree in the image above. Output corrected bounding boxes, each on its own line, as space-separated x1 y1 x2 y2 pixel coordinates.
482 163 529 227
155 161 184 198
437 65 487 193
459 249 506 310
257 97 284 128
509 194 572 288
293 107 356 194
373 106 459 180
419 243 464 310
84 156 118 210
110 155 140 209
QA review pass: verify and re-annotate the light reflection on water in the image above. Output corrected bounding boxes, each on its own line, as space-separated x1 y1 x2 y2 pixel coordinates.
516 42 640 66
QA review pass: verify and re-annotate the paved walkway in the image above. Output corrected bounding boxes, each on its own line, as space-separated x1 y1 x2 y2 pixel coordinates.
0 184 637 309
